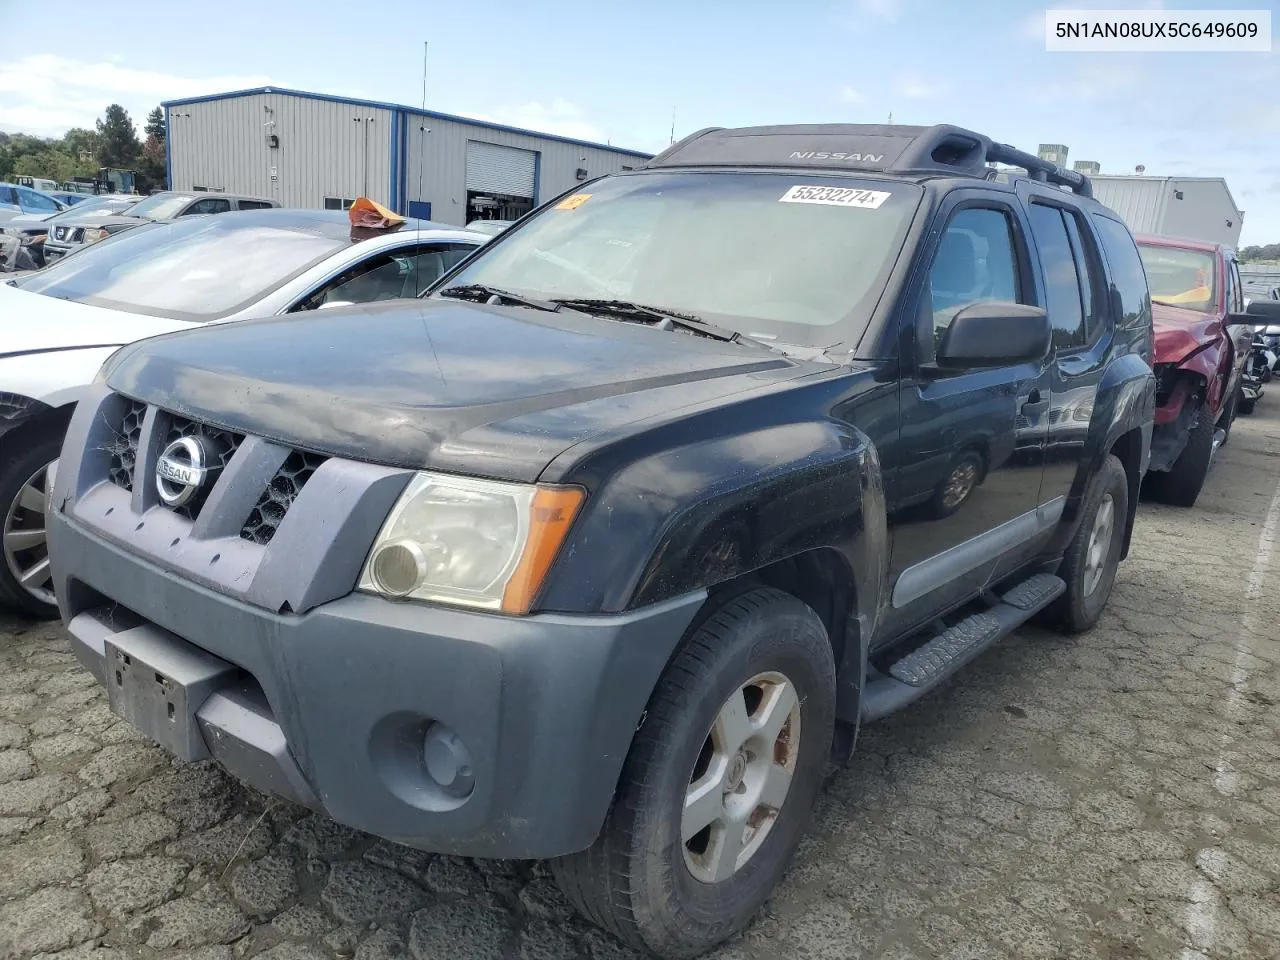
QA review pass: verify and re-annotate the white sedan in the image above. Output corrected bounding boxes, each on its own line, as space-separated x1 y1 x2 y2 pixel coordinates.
0 208 487 617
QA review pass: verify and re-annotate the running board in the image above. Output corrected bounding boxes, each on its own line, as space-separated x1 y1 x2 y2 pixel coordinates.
860 573 1065 722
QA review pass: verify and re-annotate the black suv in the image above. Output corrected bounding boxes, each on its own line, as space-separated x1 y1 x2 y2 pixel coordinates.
47 124 1155 958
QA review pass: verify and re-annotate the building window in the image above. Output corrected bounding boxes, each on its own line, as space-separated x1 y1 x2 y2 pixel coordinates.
323 197 357 210
192 185 224 193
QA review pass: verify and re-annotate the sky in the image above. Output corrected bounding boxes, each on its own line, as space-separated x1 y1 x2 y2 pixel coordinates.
2 0 1278 243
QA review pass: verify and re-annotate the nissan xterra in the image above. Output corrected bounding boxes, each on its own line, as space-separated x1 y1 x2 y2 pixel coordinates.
50 124 1160 958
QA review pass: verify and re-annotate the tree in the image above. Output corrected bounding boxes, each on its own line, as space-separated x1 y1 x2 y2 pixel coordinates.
95 104 140 168
144 106 165 143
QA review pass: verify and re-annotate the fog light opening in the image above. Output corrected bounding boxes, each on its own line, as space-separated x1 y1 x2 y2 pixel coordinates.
371 539 427 597
422 723 476 799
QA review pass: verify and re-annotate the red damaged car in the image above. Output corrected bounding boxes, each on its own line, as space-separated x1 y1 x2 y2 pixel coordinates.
1136 235 1254 506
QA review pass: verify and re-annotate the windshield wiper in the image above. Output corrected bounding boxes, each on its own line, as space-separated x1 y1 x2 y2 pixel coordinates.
550 298 763 346
436 283 560 312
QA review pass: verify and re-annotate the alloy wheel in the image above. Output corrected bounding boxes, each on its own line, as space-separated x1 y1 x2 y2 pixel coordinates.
2 461 54 606
1082 492 1115 597
681 671 801 883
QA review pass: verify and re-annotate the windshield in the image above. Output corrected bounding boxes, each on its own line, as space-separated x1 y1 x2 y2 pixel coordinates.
19 216 347 321
437 171 921 349
48 196 133 222
1138 242 1217 313
123 193 195 220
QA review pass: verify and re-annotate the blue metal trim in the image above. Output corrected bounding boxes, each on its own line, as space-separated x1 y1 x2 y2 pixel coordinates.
532 151 542 206
388 110 400 210
161 86 653 160
164 108 172 189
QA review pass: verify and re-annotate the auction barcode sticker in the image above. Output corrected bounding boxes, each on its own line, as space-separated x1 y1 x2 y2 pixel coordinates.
779 185 891 208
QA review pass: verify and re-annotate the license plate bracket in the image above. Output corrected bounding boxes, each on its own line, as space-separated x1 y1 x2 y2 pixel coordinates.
104 625 241 761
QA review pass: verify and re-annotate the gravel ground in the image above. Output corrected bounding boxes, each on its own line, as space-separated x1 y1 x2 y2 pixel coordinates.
2 410 1279 960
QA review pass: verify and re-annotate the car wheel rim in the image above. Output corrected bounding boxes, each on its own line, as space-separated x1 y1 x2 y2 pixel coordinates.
942 461 977 509
681 671 801 884
2 461 54 606
1082 493 1115 598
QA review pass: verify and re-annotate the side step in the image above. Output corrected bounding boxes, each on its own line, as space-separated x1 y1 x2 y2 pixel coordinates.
860 573 1065 722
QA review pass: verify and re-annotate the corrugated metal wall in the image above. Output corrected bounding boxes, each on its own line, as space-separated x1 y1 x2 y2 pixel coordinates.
1089 176 1242 248
1090 177 1170 235
168 94 394 208
402 110 647 226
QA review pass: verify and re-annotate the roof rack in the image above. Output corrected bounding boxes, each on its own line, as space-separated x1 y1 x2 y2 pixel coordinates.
642 123 1092 199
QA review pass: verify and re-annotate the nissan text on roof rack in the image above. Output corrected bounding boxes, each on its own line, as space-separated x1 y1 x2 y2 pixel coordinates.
1 204 487 618
50 123 1157 957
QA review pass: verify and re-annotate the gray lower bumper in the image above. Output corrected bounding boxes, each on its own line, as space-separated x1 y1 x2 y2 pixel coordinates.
52 513 705 859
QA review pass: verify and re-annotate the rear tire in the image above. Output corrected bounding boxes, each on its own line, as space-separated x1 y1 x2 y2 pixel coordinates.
550 588 835 958
0 431 62 619
1045 454 1127 634
1144 403 1215 508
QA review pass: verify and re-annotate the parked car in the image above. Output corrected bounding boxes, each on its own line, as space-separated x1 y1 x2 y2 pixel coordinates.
0 182 68 225
1137 234 1256 506
3 194 141 268
48 191 96 207
48 123 1156 958
1 208 487 615
42 190 279 263
15 176 58 193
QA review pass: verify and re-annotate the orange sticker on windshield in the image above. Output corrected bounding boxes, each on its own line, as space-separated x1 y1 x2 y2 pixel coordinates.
555 193 592 210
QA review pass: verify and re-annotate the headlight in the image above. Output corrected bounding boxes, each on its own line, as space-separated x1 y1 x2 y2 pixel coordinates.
358 472 584 614
83 228 108 243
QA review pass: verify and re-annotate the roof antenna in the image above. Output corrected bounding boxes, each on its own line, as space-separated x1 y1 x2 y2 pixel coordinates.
417 41 429 212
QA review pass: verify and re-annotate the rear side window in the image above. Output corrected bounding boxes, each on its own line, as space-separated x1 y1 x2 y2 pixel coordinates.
1091 215 1151 329
186 198 232 215
237 200 275 210
1028 204 1086 350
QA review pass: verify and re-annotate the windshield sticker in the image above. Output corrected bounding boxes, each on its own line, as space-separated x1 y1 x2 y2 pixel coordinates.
779 185 891 209
555 193 592 211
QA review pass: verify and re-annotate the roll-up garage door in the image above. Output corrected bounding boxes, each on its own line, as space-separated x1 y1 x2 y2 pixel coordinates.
465 141 537 197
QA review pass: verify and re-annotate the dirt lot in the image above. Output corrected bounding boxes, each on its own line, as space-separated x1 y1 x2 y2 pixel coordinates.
2 412 1278 960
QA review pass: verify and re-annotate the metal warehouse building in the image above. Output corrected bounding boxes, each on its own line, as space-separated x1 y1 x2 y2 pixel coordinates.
163 87 652 226
1088 174 1244 249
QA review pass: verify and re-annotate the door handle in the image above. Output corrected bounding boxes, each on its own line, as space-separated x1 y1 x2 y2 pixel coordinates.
1021 389 1048 415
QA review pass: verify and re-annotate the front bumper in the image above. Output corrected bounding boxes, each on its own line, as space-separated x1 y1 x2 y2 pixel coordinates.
48 386 706 859
52 513 704 858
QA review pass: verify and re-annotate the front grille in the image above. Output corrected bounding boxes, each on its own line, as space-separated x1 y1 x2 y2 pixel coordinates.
162 415 244 520
240 451 327 545
107 399 147 491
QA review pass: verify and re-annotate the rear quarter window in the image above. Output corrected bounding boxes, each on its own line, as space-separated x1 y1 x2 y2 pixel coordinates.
1090 215 1152 330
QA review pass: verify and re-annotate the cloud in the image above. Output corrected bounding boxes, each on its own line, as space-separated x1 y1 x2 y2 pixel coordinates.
833 0 903 31
894 71 945 100
0 55 273 136
838 85 865 104
455 98 609 144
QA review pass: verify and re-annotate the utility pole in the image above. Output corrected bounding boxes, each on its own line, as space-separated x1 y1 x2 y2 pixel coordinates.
670 106 676 145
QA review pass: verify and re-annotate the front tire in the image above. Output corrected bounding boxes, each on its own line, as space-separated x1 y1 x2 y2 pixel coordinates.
1045 453 1128 634
0 431 62 619
1144 402 1215 507
551 588 836 958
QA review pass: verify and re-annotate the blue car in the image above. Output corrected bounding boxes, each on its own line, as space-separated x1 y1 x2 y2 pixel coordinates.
0 182 68 224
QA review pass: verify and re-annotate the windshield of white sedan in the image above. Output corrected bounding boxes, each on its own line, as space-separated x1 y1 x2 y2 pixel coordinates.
19 218 346 320
438 172 921 348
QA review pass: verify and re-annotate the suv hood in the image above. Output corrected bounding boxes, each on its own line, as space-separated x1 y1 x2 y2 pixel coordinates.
104 298 814 481
0 284 195 358
1152 300 1223 366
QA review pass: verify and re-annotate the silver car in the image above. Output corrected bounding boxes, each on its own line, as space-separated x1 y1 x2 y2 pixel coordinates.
1 208 487 617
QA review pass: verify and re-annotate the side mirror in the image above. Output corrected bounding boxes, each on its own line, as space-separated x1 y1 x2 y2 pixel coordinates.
1227 299 1280 326
937 301 1051 368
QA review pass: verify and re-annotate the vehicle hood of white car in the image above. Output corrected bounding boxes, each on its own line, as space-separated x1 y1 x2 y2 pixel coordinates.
0 283 196 358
